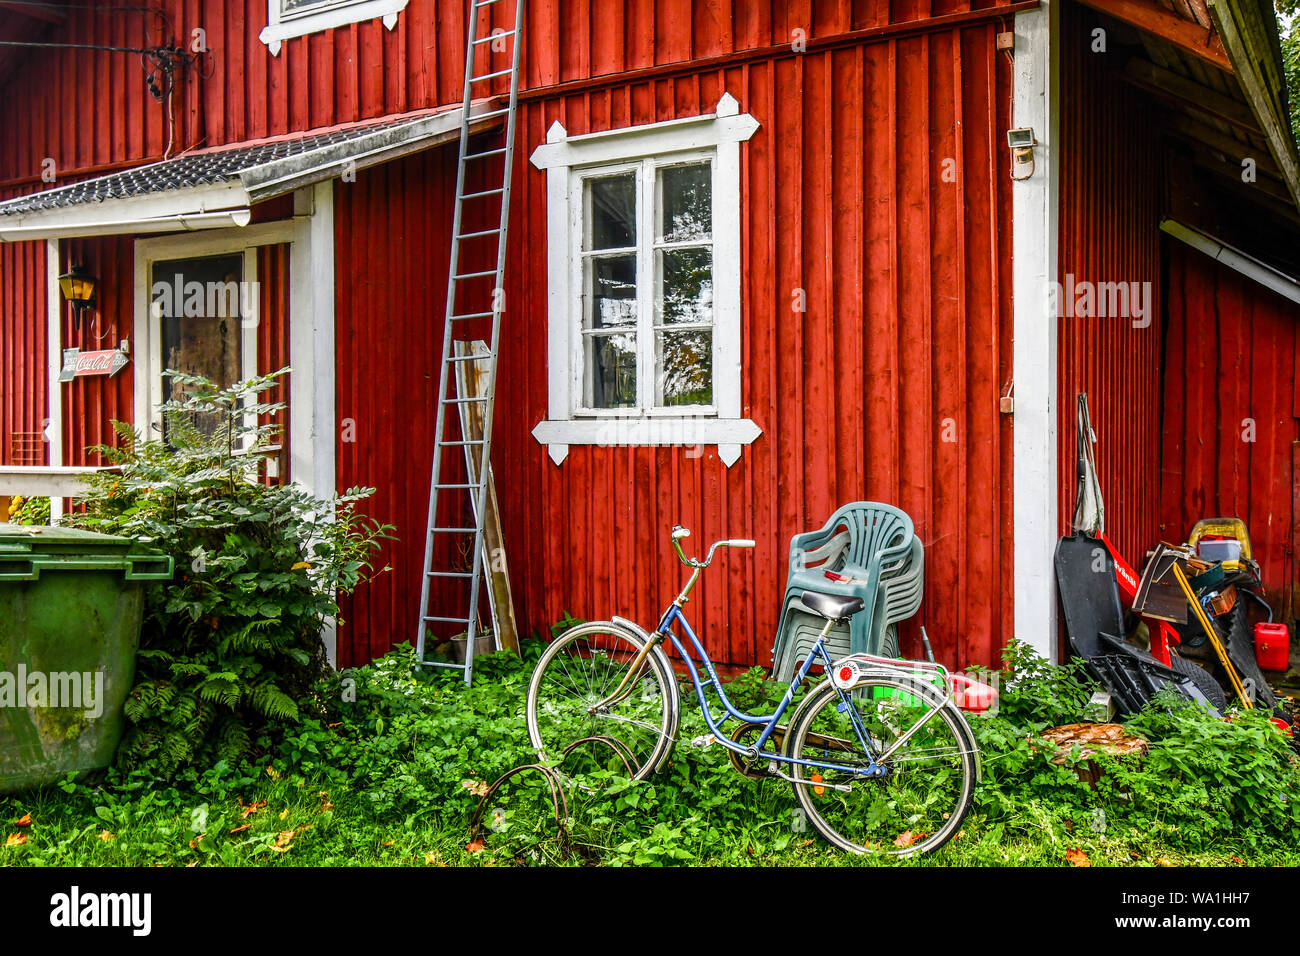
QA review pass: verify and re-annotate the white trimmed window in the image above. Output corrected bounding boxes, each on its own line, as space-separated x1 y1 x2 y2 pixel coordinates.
529 93 760 467
260 0 407 55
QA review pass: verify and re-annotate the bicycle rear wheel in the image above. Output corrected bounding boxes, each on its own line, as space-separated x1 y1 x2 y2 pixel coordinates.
784 673 977 857
526 622 677 780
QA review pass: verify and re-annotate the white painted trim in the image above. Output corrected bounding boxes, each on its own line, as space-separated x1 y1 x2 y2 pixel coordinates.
44 239 64 522
260 0 407 55
531 417 760 467
1011 1 1060 662
530 93 760 468
289 181 336 502
0 466 118 497
0 183 251 241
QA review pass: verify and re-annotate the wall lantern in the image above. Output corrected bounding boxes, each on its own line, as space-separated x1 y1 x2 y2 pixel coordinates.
58 264 98 328
1007 127 1037 181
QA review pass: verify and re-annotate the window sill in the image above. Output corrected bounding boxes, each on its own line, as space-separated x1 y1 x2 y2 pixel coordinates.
532 417 760 467
260 0 407 55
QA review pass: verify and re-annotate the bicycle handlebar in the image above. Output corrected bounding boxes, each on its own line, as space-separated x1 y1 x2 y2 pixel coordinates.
670 525 756 568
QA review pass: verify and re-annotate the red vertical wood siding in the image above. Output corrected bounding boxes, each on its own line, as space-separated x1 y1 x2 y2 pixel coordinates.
0 240 47 466
1160 241 1300 624
59 235 136 467
0 1 1017 669
333 16 1016 670
1057 1 1164 571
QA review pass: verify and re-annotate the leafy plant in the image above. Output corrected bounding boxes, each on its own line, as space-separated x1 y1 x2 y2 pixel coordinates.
71 368 393 776
6 495 50 525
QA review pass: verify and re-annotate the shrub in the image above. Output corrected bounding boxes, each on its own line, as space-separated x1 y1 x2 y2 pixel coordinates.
72 369 392 776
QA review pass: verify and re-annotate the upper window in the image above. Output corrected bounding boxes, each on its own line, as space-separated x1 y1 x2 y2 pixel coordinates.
529 94 761 467
579 157 715 413
260 0 407 55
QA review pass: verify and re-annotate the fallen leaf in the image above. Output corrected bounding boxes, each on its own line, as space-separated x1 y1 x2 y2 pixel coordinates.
893 830 918 849
461 779 490 797
1155 858 1176 867
12 813 31 828
98 830 114 842
292 561 312 570
424 851 446 866
320 802 334 812
1230 855 1245 866
265 766 281 780
5 832 27 846
466 839 485 854
240 800 268 819
274 830 295 848
382 839 394 847
228 824 250 835
1065 847 1091 867
189 833 205 850
185 861 199 868
279 809 290 820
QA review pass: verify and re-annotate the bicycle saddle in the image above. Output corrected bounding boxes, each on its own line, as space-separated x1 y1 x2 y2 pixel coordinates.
800 590 866 621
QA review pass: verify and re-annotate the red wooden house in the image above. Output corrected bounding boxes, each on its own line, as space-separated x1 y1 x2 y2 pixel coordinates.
0 0 1298 671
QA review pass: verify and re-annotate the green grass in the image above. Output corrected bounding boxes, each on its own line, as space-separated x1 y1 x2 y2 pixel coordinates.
3 642 1298 867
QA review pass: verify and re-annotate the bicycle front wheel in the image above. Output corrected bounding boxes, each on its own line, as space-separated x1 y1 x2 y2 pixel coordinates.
526 622 677 780
784 673 977 857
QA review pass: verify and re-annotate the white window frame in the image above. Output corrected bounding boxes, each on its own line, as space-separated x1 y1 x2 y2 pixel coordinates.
260 0 408 56
529 92 761 467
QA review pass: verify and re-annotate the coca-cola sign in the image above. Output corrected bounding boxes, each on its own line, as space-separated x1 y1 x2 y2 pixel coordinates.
58 347 130 382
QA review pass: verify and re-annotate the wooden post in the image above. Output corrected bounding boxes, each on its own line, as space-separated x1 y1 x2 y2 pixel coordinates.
454 340 520 654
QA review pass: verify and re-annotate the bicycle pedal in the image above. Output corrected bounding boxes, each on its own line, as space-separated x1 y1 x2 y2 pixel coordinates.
689 734 717 749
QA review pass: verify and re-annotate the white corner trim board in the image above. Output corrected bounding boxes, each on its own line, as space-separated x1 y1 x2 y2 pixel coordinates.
530 92 762 469
1011 0 1061 662
260 0 407 55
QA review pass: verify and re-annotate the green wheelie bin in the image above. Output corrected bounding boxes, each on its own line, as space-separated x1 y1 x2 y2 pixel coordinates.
0 524 172 794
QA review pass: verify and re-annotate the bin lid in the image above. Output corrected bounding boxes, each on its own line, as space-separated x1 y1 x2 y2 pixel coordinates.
0 524 172 581
0 523 140 557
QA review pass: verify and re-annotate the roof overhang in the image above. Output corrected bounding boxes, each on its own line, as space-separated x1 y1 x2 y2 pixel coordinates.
0 101 501 242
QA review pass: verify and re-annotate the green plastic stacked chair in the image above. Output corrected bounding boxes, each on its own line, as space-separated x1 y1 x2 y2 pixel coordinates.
770 502 924 683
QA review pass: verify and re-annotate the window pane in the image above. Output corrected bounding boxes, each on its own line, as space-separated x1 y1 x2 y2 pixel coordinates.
152 253 246 440
587 333 637 409
658 163 711 242
657 330 713 407
586 254 638 329
657 247 713 326
585 173 636 250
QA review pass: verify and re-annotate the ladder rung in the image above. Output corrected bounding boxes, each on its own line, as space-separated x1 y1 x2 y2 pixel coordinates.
445 396 489 405
456 227 502 239
423 615 472 624
469 68 515 83
472 30 517 45
451 310 494 321
442 440 487 447
420 660 468 671
431 525 479 532
461 187 504 200
435 482 477 489
427 571 475 578
473 0 507 7
447 352 495 362
469 107 513 121
453 269 497 280
463 147 507 160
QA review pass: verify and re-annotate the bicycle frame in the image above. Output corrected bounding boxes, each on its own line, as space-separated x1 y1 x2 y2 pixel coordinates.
648 603 887 779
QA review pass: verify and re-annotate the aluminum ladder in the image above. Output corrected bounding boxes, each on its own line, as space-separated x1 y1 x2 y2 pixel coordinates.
415 0 525 684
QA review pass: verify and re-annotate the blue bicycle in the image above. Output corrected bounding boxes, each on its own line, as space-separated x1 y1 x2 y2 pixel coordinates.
526 526 981 856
